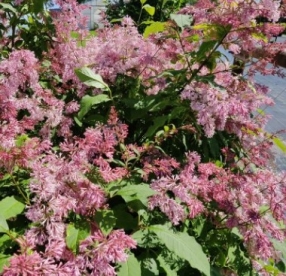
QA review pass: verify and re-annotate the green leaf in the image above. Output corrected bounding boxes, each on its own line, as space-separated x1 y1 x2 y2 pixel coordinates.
251 32 268 43
115 184 155 206
272 137 286 153
140 0 147 4
192 23 212 31
196 40 217 61
118 253 141 276
65 224 79 254
15 134 29 147
170 14 193 29
140 255 159 275
0 234 10 247
0 3 17 14
208 137 220 159
0 196 25 220
149 225 210 276
65 219 90 254
132 229 148 247
143 4 155 16
272 239 286 264
0 215 9 233
0 254 11 274
210 266 223 276
157 254 177 276
226 239 252 275
113 204 137 230
145 116 168 138
94 210 116 236
77 94 111 120
75 67 109 90
143 22 166 38
74 116 83 127
32 0 45 14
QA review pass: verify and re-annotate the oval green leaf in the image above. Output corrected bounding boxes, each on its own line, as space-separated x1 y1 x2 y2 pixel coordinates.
143 4 155 16
118 253 141 276
0 215 9 234
149 225 210 276
78 94 111 120
0 196 25 220
75 67 109 90
65 224 79 254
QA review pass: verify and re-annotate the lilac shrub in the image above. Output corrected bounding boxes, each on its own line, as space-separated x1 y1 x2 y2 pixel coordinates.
0 0 286 275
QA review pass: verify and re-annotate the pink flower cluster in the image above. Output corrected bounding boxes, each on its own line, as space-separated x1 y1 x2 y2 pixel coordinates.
4 229 136 276
2 106 136 274
149 151 286 261
1 0 286 274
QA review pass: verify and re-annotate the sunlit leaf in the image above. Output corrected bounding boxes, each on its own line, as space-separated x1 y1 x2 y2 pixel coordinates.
0 215 9 233
0 254 11 274
77 94 111 120
118 253 141 276
170 14 193 29
0 196 25 220
116 184 155 206
0 3 17 14
149 225 210 276
157 254 177 276
143 22 166 38
272 137 286 153
65 224 79 254
143 4 155 16
75 67 109 90
94 210 116 236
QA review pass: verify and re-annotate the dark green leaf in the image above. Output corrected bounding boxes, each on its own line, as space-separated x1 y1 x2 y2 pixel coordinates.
32 0 45 14
94 210 116 236
196 41 217 61
113 204 137 230
145 116 168 138
210 266 222 276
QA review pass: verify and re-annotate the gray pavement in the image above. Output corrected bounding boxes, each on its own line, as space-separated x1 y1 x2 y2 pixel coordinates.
254 36 286 171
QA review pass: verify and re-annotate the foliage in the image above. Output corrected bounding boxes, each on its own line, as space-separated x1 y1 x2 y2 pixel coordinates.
0 0 286 275
105 0 196 32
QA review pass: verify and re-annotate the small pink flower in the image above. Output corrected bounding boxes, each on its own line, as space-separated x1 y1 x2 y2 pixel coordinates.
229 43 241 54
